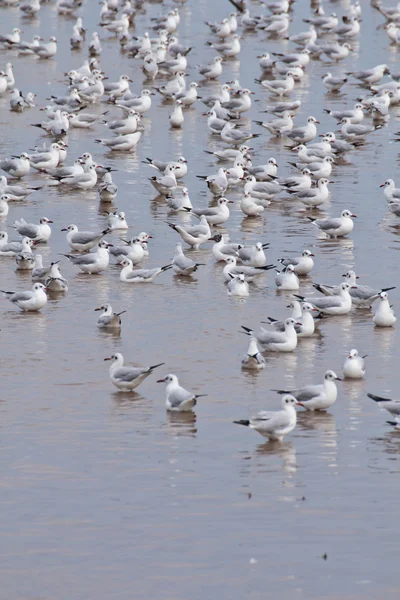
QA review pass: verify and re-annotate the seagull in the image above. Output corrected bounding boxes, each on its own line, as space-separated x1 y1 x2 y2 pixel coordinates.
347 64 390 86
241 336 266 370
278 250 314 275
0 153 30 178
284 116 320 144
172 243 205 276
312 271 395 308
95 303 126 329
33 36 57 59
308 209 356 238
241 318 300 352
143 156 187 179
99 173 118 202
339 118 381 140
237 242 268 267
275 265 300 290
149 164 177 195
60 241 111 274
233 395 300 441
197 56 223 80
110 236 149 264
208 234 242 261
373 292 397 326
13 217 53 242
104 353 164 391
196 168 228 196
227 273 250 297
1 282 47 311
220 122 260 146
107 211 128 230
94 132 142 152
32 255 52 281
157 374 206 412
120 259 173 283
240 192 265 217
322 72 348 92
167 215 211 249
343 349 366 379
184 197 233 226
61 224 111 252
380 179 400 202
273 370 341 411
0 235 33 257
266 302 319 338
0 194 9 217
45 262 68 292
294 282 353 315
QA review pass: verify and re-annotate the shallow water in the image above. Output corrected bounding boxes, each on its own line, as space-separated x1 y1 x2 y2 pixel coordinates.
1 0 400 598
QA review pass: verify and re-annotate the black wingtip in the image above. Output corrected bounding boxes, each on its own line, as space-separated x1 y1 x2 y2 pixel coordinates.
367 392 391 402
241 326 252 334
387 421 397 426
271 389 288 394
149 362 165 370
381 286 396 292
293 294 305 301
233 420 250 427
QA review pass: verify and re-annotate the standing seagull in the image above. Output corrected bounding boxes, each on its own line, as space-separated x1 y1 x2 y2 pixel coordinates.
273 370 341 411
234 395 301 441
104 353 164 391
1 283 48 311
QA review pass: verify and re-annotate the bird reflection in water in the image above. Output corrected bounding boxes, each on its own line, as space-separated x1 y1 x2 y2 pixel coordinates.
166 411 197 437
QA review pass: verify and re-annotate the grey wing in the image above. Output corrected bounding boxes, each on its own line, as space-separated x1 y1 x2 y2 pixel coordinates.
0 158 12 169
193 206 217 216
348 124 370 135
169 387 193 407
259 329 286 344
238 248 253 261
17 224 38 238
185 223 208 236
11 291 33 302
316 218 342 231
251 410 288 430
270 319 285 332
70 254 97 265
310 295 343 308
174 255 194 269
129 268 158 279
287 127 306 138
110 246 128 257
293 384 322 401
297 189 317 199
351 285 377 299
30 152 51 163
114 367 147 382
72 232 98 244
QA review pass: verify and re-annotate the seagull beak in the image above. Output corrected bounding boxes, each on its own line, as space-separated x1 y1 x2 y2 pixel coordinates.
61 228 67 231
351 214 357 217
94 307 102 311
379 183 385 187
335 376 342 381
104 357 112 361
47 220 54 224
156 378 166 383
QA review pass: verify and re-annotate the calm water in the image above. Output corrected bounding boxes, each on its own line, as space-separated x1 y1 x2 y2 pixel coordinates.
1 0 400 598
